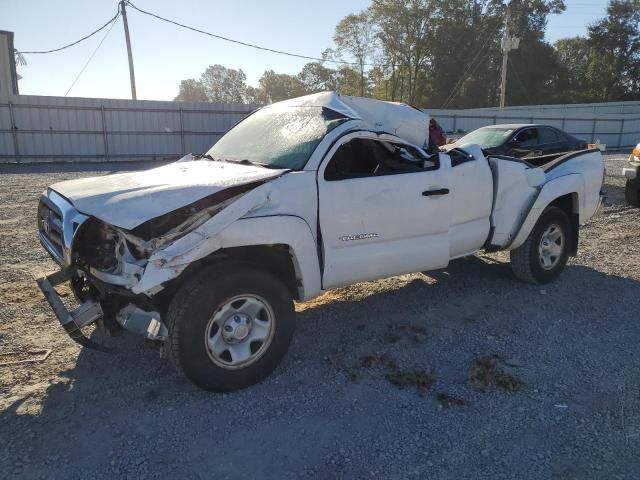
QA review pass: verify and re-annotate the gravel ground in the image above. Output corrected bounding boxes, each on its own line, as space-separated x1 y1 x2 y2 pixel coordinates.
0 154 639 480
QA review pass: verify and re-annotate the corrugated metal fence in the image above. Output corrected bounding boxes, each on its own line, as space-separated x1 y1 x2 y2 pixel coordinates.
453 100 640 116
0 94 253 163
1 94 638 164
429 105 639 149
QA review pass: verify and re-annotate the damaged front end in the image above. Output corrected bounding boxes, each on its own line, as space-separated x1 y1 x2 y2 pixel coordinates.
35 177 269 351
36 188 169 349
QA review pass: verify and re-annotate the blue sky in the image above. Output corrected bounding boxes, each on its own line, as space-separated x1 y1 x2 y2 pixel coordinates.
2 0 608 101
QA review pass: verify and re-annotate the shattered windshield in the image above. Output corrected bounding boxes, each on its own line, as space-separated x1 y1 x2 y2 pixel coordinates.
207 106 350 170
455 127 513 148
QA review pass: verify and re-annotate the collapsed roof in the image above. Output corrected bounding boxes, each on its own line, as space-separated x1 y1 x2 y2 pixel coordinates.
268 92 431 149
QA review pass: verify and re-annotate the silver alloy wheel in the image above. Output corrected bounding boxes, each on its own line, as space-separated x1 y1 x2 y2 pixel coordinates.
538 223 564 270
204 294 275 370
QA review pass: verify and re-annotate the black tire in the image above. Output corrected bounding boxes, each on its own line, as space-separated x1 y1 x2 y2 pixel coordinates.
626 178 640 207
510 207 571 284
166 262 295 392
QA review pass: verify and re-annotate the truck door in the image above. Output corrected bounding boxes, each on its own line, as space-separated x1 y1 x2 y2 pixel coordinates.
446 147 493 257
318 133 451 289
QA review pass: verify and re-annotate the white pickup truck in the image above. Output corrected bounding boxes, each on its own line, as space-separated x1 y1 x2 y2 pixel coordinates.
36 92 605 391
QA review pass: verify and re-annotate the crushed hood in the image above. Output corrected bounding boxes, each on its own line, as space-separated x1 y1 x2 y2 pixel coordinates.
49 156 287 230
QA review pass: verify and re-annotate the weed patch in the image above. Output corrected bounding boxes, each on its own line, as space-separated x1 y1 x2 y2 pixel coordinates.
385 368 436 393
468 354 524 392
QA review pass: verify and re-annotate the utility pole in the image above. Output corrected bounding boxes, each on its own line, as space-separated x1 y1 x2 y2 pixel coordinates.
499 5 519 109
120 0 137 100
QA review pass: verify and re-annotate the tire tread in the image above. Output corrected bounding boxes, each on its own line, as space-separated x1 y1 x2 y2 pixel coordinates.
164 260 295 391
509 206 571 285
510 230 538 284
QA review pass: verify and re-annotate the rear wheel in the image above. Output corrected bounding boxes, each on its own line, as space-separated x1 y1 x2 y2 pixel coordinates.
626 178 640 207
510 207 571 284
166 262 295 392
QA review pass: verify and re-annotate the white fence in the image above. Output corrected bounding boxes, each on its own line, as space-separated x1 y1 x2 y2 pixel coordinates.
430 103 640 149
452 100 640 116
1 95 638 164
0 94 253 163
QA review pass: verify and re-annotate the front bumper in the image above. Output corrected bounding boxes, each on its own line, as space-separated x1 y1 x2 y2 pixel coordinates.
35 266 111 352
36 266 168 349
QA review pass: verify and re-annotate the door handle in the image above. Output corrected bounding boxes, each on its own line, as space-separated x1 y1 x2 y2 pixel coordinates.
422 188 449 196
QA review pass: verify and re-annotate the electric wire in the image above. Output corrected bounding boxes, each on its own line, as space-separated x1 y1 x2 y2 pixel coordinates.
507 56 535 106
65 15 120 96
448 48 495 107
441 25 500 108
14 0 600 103
441 26 499 108
18 5 121 54
124 0 371 67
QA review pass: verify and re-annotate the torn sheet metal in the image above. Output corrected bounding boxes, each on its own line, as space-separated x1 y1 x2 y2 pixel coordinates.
275 92 431 148
47 155 287 230
131 183 273 294
274 91 362 119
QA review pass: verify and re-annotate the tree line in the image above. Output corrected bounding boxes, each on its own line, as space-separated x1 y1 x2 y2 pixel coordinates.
174 0 640 108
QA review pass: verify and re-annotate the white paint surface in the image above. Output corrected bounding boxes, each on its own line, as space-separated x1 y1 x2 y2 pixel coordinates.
49 155 287 229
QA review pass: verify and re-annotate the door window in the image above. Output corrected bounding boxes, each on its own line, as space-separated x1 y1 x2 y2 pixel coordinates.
324 138 437 181
513 128 538 147
538 127 561 144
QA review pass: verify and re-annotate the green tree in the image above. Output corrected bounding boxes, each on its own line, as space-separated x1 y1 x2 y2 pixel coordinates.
335 67 362 96
333 11 378 96
554 37 594 102
369 0 432 104
431 0 566 108
244 85 267 105
426 0 503 108
587 0 640 100
256 70 307 103
298 62 338 93
368 66 393 100
173 0 640 109
505 35 564 105
174 79 208 102
199 64 248 103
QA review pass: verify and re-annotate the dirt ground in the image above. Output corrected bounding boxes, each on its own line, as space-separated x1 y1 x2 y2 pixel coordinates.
0 155 639 479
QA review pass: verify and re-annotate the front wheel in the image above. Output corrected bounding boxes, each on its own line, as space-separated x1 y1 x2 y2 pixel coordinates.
166 263 295 392
510 207 571 284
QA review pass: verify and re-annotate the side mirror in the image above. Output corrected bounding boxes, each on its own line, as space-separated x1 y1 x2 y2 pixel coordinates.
509 138 520 148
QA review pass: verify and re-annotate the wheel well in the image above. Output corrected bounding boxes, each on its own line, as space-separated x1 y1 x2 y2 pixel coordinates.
204 245 301 300
549 193 579 256
150 244 301 315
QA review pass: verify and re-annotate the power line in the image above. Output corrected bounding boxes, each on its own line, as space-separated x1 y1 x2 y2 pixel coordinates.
441 27 499 108
18 6 121 54
124 0 368 67
447 49 494 108
65 15 120 96
507 57 534 105
441 25 500 108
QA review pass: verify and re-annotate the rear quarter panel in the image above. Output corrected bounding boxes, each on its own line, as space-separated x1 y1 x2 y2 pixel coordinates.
508 149 604 250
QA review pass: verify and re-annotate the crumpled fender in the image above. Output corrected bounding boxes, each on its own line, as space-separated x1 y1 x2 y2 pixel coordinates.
508 173 584 250
131 183 322 300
